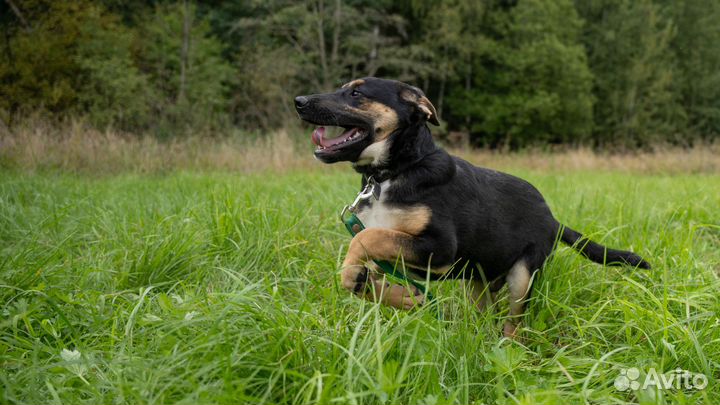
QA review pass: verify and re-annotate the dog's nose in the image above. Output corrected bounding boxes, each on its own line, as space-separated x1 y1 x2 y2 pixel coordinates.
294 96 309 109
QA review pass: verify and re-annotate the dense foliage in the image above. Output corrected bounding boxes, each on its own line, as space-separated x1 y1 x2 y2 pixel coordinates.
1 0 719 147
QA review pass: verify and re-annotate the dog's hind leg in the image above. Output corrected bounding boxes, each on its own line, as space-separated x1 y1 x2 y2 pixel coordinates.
503 260 531 338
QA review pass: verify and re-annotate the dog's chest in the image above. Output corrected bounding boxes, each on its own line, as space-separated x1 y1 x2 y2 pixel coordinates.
356 180 395 229
355 180 431 235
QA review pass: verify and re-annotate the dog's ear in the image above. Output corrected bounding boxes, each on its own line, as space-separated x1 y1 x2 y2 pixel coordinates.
342 79 365 89
418 96 440 126
401 87 440 126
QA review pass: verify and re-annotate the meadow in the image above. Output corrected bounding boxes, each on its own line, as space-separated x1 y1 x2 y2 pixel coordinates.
1 129 719 404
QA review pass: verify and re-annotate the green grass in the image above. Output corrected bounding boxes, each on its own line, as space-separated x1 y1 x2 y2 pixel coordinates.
1 168 718 404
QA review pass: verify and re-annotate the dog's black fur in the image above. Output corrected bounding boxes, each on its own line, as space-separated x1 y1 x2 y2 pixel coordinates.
295 77 650 335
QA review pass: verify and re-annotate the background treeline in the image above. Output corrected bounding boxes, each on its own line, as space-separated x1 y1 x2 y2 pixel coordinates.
1 0 719 148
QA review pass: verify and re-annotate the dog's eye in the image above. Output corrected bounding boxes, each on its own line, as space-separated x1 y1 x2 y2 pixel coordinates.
350 89 361 98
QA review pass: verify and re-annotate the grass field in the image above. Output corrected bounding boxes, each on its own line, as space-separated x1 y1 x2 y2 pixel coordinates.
1 162 719 404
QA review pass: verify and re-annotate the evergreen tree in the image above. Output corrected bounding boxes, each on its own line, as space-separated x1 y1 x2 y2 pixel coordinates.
445 0 594 147
576 0 682 146
664 0 720 140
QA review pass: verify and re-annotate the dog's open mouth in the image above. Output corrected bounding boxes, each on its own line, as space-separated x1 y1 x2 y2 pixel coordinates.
311 126 368 151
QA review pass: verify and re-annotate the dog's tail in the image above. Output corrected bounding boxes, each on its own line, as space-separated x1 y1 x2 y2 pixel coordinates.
559 224 651 269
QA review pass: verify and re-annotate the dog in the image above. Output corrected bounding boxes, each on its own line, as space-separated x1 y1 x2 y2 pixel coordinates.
294 77 650 337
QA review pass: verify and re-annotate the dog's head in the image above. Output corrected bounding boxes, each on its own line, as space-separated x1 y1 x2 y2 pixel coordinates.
295 77 439 164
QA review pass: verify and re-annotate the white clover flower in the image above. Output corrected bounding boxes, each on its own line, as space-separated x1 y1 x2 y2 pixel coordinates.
60 348 81 362
60 348 89 383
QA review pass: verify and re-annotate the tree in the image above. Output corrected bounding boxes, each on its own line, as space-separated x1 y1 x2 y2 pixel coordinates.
0 1 91 116
407 0 486 125
441 0 594 147
229 0 421 129
664 0 720 140
576 0 682 146
136 2 234 134
74 7 151 130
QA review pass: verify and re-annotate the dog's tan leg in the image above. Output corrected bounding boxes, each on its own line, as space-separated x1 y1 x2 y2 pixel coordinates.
503 260 531 338
368 277 425 309
465 279 495 312
340 228 425 310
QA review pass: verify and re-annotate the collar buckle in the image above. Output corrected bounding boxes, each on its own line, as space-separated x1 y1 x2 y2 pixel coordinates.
339 176 380 222
349 176 379 212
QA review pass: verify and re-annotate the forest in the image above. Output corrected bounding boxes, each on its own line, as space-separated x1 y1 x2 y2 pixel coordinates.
1 0 719 148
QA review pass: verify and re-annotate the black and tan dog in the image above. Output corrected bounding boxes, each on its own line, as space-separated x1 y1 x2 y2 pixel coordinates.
295 77 650 337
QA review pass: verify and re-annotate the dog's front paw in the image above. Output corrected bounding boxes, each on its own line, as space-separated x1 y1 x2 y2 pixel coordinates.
377 281 425 310
340 264 370 295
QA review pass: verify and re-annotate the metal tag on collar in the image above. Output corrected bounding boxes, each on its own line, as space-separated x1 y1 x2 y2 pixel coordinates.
368 177 381 200
348 177 379 212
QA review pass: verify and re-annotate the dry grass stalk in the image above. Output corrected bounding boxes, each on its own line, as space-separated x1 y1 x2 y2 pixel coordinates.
1 120 718 175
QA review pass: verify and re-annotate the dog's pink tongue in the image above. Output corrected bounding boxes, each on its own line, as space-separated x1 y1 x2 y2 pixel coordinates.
311 127 325 146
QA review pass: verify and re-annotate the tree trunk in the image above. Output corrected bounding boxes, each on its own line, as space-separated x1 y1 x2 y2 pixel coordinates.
437 77 445 120
3 23 14 65
437 44 448 119
179 0 191 103
330 0 341 65
314 0 329 90
367 25 379 76
5 0 31 32
464 57 472 129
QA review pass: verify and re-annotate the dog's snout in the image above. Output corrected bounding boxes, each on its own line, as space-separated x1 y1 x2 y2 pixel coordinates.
294 96 309 109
